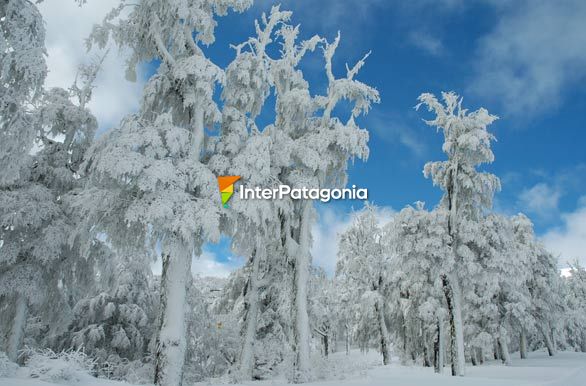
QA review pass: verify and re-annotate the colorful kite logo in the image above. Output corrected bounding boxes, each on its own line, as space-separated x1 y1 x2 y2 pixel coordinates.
217 176 241 208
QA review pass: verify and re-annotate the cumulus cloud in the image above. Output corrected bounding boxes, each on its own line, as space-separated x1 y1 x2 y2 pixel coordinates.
470 0 586 117
38 1 145 133
542 199 586 267
518 183 561 219
311 204 394 276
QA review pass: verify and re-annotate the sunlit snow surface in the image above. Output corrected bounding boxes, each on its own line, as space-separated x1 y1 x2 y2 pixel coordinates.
2 350 586 386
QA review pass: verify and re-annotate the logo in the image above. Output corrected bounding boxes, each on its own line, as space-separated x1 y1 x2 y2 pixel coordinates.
217 176 241 208
240 184 367 202
216 175 368 207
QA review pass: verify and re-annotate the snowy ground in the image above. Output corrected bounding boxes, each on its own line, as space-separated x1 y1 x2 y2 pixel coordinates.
2 350 585 386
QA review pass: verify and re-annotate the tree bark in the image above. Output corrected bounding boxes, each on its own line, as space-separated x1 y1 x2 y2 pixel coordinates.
433 320 444 373
494 339 501 360
441 274 465 376
499 326 511 366
154 239 192 386
542 326 555 357
238 244 263 380
520 328 527 359
375 299 391 365
551 328 557 353
439 320 446 371
191 107 204 160
293 200 312 383
7 294 28 363
345 322 350 356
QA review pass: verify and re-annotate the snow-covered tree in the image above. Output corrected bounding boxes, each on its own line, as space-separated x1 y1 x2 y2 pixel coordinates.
76 1 252 384
183 278 240 383
308 267 339 358
0 0 101 362
0 0 46 187
210 6 378 382
416 91 500 376
562 263 586 352
508 213 541 359
527 243 564 356
336 205 391 365
466 214 531 366
272 29 376 382
0 1 47 360
57 253 157 375
207 8 291 380
386 203 450 371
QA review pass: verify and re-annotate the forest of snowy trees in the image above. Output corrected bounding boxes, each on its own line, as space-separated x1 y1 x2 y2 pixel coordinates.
1 1 585 386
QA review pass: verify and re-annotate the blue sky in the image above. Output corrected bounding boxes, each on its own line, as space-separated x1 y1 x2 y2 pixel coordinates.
199 0 586 273
39 0 586 275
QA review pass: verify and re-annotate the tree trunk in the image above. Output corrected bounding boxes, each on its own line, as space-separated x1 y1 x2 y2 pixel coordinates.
7 294 28 363
323 335 329 358
433 327 440 372
191 107 204 160
293 200 312 383
499 326 511 366
238 245 263 380
345 322 350 355
441 274 465 376
375 298 391 365
581 331 586 353
433 320 444 373
154 239 192 386
439 320 446 371
542 326 555 357
520 328 527 359
550 328 557 353
494 339 501 360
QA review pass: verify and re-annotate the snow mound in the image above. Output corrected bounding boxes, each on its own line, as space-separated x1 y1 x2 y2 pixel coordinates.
0 352 18 378
21 348 96 384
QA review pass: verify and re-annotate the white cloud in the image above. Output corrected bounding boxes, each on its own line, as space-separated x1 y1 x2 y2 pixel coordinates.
560 268 572 278
38 1 145 132
518 183 561 219
191 250 243 278
151 249 243 278
368 111 428 158
542 200 586 267
408 31 444 56
470 0 586 116
311 204 394 276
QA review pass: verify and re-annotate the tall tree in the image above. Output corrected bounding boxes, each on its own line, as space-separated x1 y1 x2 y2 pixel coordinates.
0 0 46 187
77 1 252 384
209 8 285 380
272 29 377 382
213 7 378 381
1 0 100 362
416 92 500 376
